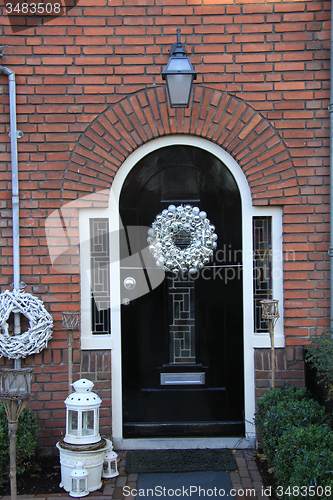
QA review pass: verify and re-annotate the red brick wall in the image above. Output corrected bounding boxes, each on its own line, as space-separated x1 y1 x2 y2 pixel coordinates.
255 347 306 400
0 0 330 452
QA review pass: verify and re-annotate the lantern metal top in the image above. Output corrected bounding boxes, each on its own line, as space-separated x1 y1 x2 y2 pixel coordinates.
62 311 80 331
0 368 34 401
260 299 279 320
64 378 101 408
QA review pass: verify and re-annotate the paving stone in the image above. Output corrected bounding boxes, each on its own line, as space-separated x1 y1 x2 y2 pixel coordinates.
241 477 254 489
231 485 243 494
118 466 126 476
235 457 247 467
252 481 264 493
116 476 127 487
250 470 262 482
238 466 250 478
45 497 69 500
113 486 125 499
103 483 114 496
229 471 240 483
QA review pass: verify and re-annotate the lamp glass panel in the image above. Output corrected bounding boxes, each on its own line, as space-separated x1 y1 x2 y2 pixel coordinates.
166 57 192 72
4 373 27 394
68 410 78 435
167 74 193 106
267 304 274 315
82 410 94 436
79 479 86 492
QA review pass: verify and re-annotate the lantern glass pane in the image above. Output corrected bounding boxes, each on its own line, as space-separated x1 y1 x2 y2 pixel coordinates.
82 410 94 436
167 74 193 106
5 373 19 393
166 57 192 72
79 479 86 492
1 370 31 396
68 410 78 435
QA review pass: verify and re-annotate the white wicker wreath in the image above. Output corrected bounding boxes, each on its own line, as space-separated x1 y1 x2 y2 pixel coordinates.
147 204 218 274
0 289 53 359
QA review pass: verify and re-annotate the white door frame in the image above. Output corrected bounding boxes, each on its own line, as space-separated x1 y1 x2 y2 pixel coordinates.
109 136 256 449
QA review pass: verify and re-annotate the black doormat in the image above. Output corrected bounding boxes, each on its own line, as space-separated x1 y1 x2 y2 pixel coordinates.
126 449 236 473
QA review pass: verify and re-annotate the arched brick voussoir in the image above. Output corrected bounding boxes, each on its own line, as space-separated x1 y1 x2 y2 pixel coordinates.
61 85 300 207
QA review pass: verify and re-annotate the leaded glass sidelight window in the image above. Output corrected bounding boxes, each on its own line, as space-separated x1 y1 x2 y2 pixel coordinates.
90 219 110 335
253 217 272 333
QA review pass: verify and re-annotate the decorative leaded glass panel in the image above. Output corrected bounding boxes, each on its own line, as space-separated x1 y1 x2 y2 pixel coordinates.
253 217 272 333
90 219 110 335
168 273 196 364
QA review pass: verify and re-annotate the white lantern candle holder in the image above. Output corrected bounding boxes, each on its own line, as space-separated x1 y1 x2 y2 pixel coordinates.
70 461 89 498
64 378 102 445
102 446 119 478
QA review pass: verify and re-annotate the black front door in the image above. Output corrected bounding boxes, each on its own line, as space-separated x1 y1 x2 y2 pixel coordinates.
120 145 244 438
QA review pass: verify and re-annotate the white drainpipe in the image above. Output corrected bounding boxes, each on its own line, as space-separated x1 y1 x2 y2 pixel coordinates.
0 65 22 369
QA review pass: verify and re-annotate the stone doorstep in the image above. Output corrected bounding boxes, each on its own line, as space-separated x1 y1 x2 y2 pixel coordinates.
0 450 265 500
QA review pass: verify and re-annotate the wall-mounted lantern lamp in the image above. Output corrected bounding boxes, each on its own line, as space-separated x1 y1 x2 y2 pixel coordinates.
162 28 197 108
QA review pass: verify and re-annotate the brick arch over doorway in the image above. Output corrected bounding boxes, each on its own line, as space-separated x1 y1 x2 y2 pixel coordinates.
61 85 299 206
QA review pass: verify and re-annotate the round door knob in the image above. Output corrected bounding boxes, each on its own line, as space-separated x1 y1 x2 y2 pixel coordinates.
124 277 136 290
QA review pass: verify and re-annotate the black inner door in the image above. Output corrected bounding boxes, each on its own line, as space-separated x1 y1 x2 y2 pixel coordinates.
120 145 244 438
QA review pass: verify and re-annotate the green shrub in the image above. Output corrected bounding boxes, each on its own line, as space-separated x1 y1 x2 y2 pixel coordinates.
0 403 39 485
275 424 333 488
255 386 309 453
255 391 330 465
283 448 333 500
305 330 333 399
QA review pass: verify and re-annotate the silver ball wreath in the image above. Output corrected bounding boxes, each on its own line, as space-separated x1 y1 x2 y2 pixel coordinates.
147 204 218 274
0 289 53 359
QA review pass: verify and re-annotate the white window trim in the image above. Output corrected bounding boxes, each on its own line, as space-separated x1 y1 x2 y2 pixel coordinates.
252 207 284 349
79 209 112 350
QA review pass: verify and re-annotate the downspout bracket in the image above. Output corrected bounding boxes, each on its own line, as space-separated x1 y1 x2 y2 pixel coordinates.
8 130 23 139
